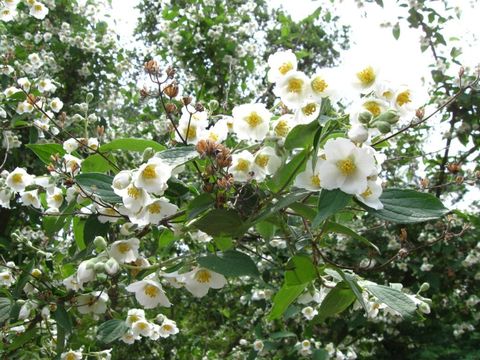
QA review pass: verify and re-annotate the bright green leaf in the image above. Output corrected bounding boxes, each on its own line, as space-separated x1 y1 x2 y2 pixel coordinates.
312 189 351 227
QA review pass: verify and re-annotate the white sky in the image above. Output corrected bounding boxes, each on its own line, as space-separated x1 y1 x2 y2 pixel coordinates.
106 0 479 209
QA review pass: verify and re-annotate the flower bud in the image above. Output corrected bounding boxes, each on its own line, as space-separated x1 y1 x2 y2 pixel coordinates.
348 124 369 143
31 268 42 278
375 109 400 124
374 121 392 134
208 99 219 111
86 92 94 103
105 258 120 275
416 108 425 120
358 111 372 125
142 147 155 162
418 302 431 314
41 306 50 319
94 262 105 273
419 282 430 292
93 236 107 250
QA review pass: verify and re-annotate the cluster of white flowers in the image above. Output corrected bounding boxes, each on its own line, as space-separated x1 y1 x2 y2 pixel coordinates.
1 0 49 22
121 310 179 344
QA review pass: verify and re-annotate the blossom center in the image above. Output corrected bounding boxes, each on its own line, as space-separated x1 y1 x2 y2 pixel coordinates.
162 324 173 332
117 243 131 253
129 315 140 323
310 175 320 187
144 284 159 298
396 90 411 106
142 164 157 179
185 125 197 140
65 354 76 360
12 173 23 184
235 159 250 172
363 101 381 117
274 120 289 137
245 112 262 128
195 269 212 283
147 203 162 214
255 154 270 168
127 186 141 199
311 77 328 93
287 78 303 93
337 159 357 176
356 66 375 86
302 103 317 116
34 4 43 11
279 62 293 75
53 194 63 202
361 187 373 198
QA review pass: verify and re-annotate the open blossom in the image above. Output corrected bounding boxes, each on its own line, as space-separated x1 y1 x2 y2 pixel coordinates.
130 198 178 226
158 318 179 338
271 114 295 138
131 319 153 337
110 238 140 264
267 50 297 83
251 147 281 181
232 103 271 141
301 306 318 320
355 178 383 210
37 78 56 93
63 138 79 153
46 187 64 209
126 279 171 309
133 157 172 194
294 158 323 192
118 183 150 213
126 308 146 327
351 63 381 94
318 138 377 195
176 116 208 144
60 350 82 360
76 291 109 314
180 267 227 298
50 97 63 112
274 70 311 109
29 2 49 20
0 7 16 22
294 102 321 125
309 69 339 102
198 119 228 143
6 168 33 192
21 189 41 208
0 270 14 286
230 150 254 182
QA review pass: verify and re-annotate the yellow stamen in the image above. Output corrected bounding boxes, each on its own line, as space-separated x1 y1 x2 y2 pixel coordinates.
11 173 23 184
147 203 162 214
144 284 159 298
287 78 303 93
279 62 293 75
117 242 131 253
274 120 290 137
142 164 157 179
302 103 317 116
356 66 376 86
337 159 356 176
311 76 328 93
127 186 141 199
195 269 211 283
363 101 382 117
396 90 411 106
255 154 270 168
235 159 250 172
245 112 262 128
310 175 320 187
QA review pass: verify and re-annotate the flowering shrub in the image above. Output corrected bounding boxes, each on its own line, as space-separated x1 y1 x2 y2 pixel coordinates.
0 0 479 359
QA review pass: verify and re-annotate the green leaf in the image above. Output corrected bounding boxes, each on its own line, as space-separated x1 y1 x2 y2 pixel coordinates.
214 237 233 251
187 193 214 220
268 283 307 320
75 173 121 203
270 331 297 339
365 284 417 319
97 319 129 343
392 22 400 39
359 188 449 223
99 138 165 152
254 189 309 223
255 221 276 241
26 143 65 164
158 229 176 251
313 349 329 360
267 149 308 193
154 146 197 167
325 222 380 253
8 327 37 351
336 269 368 313
285 255 316 286
54 304 73 333
84 216 110 246
312 189 351 227
197 250 259 277
317 282 356 321
193 209 244 236
73 217 86 250
81 154 116 173
284 120 320 150
0 297 12 323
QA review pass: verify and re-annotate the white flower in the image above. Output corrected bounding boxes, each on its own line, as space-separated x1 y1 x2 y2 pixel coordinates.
29 2 49 20
301 306 318 320
355 179 383 210
232 103 271 141
17 77 31 92
267 50 297 83
230 150 254 182
392 86 420 118
318 138 376 195
20 189 41 208
58 135 74 152
351 63 380 94
4 0 20 9
251 147 281 181
126 279 171 309
76 291 109 314
130 198 178 226
0 270 14 286
6 167 33 192
63 274 81 291
274 71 311 109
110 238 140 264
271 114 295 138
121 330 139 344
294 158 323 192
253 339 264 352
158 318 179 338
294 102 321 125
198 119 228 143
87 137 99 151
60 350 82 360
131 319 152 337
126 308 146 327
46 187 63 209
309 69 339 102
37 78 55 93
112 171 132 195
0 189 12 208
3 86 20 97
50 98 63 112
119 183 150 213
175 116 208 144
76 260 95 287
133 157 172 194
0 7 16 22
190 230 212 243
181 267 227 298
63 154 82 175
348 124 369 144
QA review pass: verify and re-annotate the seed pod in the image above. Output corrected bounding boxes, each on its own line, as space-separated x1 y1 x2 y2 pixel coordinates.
375 121 391 134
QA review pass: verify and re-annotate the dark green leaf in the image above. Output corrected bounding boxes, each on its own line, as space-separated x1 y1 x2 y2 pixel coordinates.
325 222 380 253
26 143 65 164
285 120 320 150
0 297 12 323
317 282 356 321
193 209 244 236
268 283 307 320
81 154 116 173
365 284 417 319
97 319 129 343
285 255 316 286
267 149 308 193
84 216 110 246
359 188 449 223
73 218 86 251
312 189 351 227
54 304 73 333
75 173 121 203
197 250 259 277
